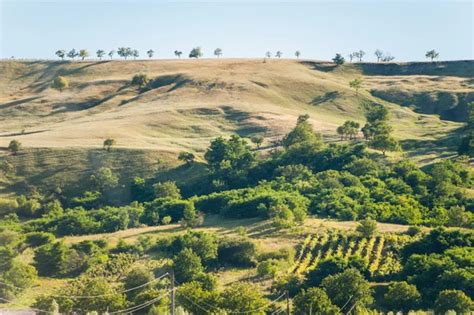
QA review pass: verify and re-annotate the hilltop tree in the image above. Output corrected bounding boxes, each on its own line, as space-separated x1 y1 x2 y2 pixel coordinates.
146 49 154 59
265 51 271 58
189 47 203 59
67 49 78 60
117 47 132 60
295 51 301 59
96 50 105 60
349 78 363 95
425 49 439 61
108 50 115 59
332 53 345 65
354 50 365 62
79 49 89 60
374 49 383 62
55 50 66 60
51 76 69 92
275 51 283 58
8 140 21 155
382 54 395 62
178 152 195 165
103 138 116 151
214 48 223 58
348 53 354 62
132 49 139 60
174 50 183 58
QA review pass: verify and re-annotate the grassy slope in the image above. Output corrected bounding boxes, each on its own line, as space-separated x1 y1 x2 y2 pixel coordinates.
0 59 471 195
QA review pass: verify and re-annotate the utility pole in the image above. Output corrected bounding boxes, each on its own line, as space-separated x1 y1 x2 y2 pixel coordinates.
286 291 290 315
170 270 175 315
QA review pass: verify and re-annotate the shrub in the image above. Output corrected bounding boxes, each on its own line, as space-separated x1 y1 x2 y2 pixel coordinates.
131 73 150 88
51 76 69 91
25 232 56 247
217 237 257 267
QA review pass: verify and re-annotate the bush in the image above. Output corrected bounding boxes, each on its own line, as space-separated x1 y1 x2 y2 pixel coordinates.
173 248 204 283
131 73 150 88
217 237 258 267
51 76 69 91
256 259 280 278
382 281 421 312
25 232 55 247
434 289 473 314
293 288 341 314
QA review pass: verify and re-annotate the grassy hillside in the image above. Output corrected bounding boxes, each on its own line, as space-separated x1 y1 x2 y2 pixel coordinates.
0 59 471 196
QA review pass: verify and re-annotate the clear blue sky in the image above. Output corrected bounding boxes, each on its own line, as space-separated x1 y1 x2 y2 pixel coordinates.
1 0 472 61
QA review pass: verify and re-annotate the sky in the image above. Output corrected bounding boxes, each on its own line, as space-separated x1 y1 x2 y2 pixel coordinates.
0 0 473 61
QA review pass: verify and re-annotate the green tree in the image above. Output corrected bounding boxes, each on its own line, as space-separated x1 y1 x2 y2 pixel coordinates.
383 281 421 312
189 47 203 59
295 51 301 59
293 288 341 315
374 49 384 62
349 78 363 95
67 48 78 60
336 120 360 140
132 49 139 59
214 48 223 58
1 261 38 295
178 151 195 165
117 47 132 60
173 248 204 283
265 51 271 58
425 49 439 61
174 50 183 58
146 49 154 59
322 268 373 309
220 282 267 314
332 53 345 65
153 181 181 199
108 50 115 59
96 50 105 60
103 138 116 151
434 290 473 314
90 167 119 192
370 133 400 155
79 49 89 60
250 135 264 149
131 73 150 88
354 50 365 62
123 267 154 299
275 51 283 58
356 218 378 237
7 140 21 155
34 241 69 276
55 49 66 60
51 76 69 92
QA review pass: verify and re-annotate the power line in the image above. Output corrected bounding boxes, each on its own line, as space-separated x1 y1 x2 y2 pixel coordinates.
108 290 171 314
0 272 168 299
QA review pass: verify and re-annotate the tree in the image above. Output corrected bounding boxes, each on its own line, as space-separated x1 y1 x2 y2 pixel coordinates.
349 78 363 95
174 50 182 58
146 49 154 59
348 53 354 62
434 290 473 314
132 49 139 59
189 47 203 59
275 51 283 58
123 267 154 299
356 218 378 237
131 73 150 88
295 51 301 58
282 115 321 148
336 120 360 140
153 181 181 199
7 140 21 155
383 281 421 312
374 49 383 62
355 50 365 62
55 50 66 60
293 288 341 315
51 76 69 92
425 49 439 61
103 138 116 151
220 282 267 314
382 54 395 62
96 50 105 60
265 51 271 58
178 152 195 165
67 49 78 60
108 50 115 59
79 49 89 60
332 53 345 65
370 133 399 155
34 241 69 276
117 47 132 60
250 136 264 149
1 261 38 295
173 248 204 283
90 167 119 192
322 268 373 309
214 48 223 58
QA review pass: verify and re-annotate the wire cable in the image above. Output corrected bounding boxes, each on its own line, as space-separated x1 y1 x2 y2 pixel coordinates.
107 290 171 314
229 292 286 314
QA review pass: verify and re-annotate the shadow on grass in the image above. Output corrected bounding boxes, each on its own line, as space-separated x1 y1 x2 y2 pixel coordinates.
311 91 341 105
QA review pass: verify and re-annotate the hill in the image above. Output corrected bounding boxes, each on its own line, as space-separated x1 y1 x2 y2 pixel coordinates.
0 59 472 195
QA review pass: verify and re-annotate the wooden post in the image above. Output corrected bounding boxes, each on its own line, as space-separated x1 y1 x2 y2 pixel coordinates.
170 270 175 315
